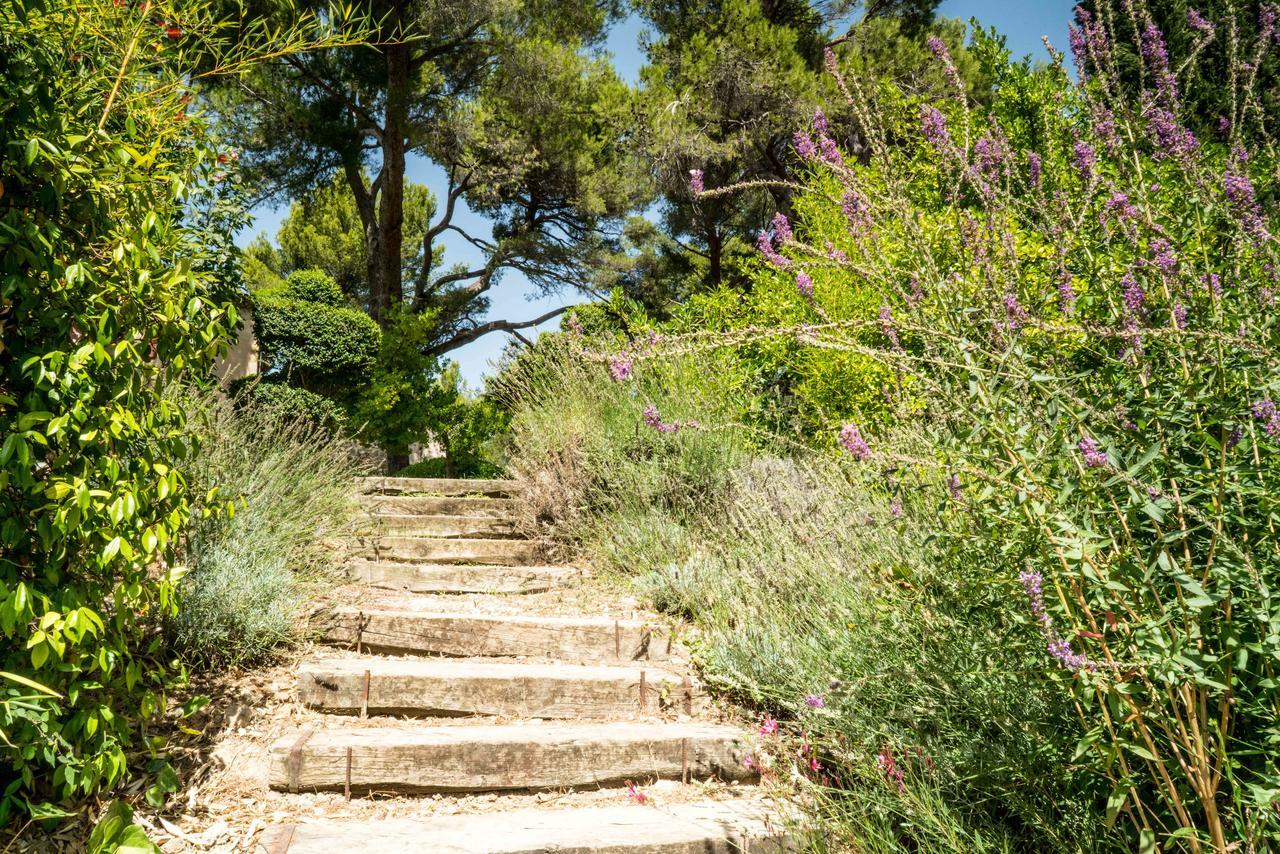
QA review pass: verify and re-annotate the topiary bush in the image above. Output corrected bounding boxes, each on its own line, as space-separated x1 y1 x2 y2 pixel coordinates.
282 267 345 307
228 378 347 431
253 270 378 391
251 268 380 400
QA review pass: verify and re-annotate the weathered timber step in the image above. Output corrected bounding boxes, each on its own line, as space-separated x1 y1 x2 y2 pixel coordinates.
296 656 695 718
358 494 516 517
347 561 578 594
258 799 792 853
355 536 540 565
322 609 672 661
357 476 519 497
268 721 754 793
358 514 517 539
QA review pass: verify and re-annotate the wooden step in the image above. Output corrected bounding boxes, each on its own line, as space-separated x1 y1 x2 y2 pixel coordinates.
358 494 516 517
268 722 754 793
347 561 577 594
358 514 517 539
322 609 671 661
357 477 519 497
355 536 540 565
296 657 694 718
257 799 791 853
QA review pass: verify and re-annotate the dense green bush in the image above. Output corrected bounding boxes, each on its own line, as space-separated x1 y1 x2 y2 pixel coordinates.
281 268 346 307
252 269 380 397
173 387 365 667
671 9 1280 849
501 337 1111 850
228 378 347 431
0 0 240 818
0 0 360 822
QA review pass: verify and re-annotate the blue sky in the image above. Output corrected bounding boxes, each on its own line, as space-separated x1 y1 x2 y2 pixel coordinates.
237 1 1073 388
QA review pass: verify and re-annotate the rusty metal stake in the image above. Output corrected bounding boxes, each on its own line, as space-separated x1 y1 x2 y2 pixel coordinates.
344 746 353 801
355 610 365 654
638 670 647 713
614 620 621 659
681 737 689 784
360 669 371 719
682 675 693 716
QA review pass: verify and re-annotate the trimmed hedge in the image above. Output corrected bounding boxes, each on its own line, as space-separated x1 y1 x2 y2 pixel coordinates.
251 270 379 395
283 268 345 307
227 379 347 430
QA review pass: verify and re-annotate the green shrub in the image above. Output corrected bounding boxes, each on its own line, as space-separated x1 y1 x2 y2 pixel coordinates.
503 336 1110 850
283 268 346 307
253 280 380 390
172 387 367 668
0 0 243 818
662 10 1280 849
228 378 347 431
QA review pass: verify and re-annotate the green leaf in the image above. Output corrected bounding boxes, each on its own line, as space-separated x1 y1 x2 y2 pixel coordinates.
1104 785 1127 828
0 670 61 698
23 138 38 165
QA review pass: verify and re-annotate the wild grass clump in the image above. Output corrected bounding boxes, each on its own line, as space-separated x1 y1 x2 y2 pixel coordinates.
495 334 759 546
171 386 369 668
500 337 1112 850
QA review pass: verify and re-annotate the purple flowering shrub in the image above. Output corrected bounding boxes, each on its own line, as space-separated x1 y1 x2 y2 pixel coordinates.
681 6 1280 848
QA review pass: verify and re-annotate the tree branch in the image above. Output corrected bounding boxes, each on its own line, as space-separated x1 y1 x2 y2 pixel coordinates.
281 54 384 139
426 305 570 356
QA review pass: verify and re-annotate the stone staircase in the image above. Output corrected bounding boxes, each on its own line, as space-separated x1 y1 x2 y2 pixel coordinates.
256 477 789 852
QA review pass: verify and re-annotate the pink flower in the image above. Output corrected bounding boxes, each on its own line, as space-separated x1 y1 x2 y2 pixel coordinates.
759 715 779 736
625 781 647 804
803 694 825 709
608 354 633 381
838 425 870 460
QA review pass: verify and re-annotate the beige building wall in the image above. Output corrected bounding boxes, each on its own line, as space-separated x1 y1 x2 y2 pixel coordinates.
215 308 259 385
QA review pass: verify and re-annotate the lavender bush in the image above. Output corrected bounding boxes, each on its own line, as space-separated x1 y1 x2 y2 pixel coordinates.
669 5 1280 848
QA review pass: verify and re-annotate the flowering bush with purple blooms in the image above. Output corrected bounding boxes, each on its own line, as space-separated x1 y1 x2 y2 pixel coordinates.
645 5 1280 849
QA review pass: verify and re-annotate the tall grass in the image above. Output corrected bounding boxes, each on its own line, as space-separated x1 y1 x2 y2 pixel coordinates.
499 338 1117 851
170 386 370 668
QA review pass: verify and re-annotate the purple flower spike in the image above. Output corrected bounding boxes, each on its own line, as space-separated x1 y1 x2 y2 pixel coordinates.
1027 151 1042 188
757 231 790 269
688 169 704 194
608 354 633 381
1057 268 1077 315
796 270 814 298
842 190 873 237
804 694 825 709
1078 436 1108 468
879 304 900 349
1072 141 1097 179
1121 272 1146 316
1020 569 1094 671
771 212 793 244
838 424 871 460
819 135 842 166
813 109 829 135
794 130 817 161
1252 399 1280 438
1187 8 1214 34
920 106 950 149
